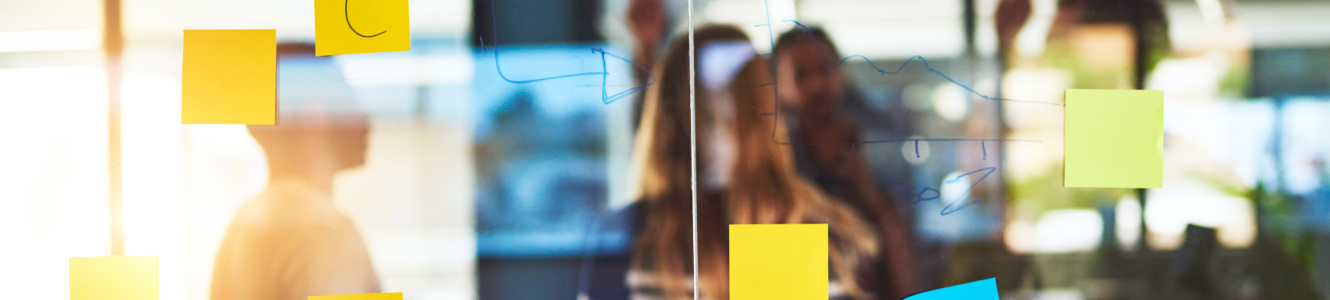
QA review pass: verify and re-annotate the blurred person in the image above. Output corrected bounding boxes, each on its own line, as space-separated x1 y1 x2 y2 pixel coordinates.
210 43 379 300
624 0 710 129
624 0 668 131
579 25 882 300
770 26 918 298
626 0 666 90
627 25 732 300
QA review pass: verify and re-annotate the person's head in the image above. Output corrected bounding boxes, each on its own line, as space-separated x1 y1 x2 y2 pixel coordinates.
248 43 369 185
771 26 844 122
633 24 750 199
629 24 750 300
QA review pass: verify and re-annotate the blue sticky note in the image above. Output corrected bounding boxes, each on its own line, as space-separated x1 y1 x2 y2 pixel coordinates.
906 278 998 300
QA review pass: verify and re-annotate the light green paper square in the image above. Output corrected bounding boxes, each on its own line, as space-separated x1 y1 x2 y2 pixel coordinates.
70 256 158 300
1064 89 1163 188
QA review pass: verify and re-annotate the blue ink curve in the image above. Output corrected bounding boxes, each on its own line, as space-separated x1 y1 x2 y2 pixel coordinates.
784 20 1063 107
753 1 1045 149
484 0 655 104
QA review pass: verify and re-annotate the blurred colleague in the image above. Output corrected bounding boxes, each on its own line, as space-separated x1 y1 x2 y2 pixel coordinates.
623 0 711 130
579 24 884 300
770 26 918 298
210 44 379 300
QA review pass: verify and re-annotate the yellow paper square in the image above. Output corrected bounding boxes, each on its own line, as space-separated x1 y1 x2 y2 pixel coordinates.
1064 89 1164 188
729 224 828 300
310 292 403 300
181 30 276 124
315 0 411 56
70 256 158 300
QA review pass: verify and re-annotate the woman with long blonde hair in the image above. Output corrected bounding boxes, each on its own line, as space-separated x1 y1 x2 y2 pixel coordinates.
624 24 883 300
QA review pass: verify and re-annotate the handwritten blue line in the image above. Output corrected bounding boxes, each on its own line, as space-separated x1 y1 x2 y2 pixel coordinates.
484 0 655 104
600 50 657 104
784 20 1064 107
757 13 1048 147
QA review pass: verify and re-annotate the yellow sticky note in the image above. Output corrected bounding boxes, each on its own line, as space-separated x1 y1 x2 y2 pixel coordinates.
730 224 827 300
315 0 410 56
310 292 403 300
1064 89 1164 188
70 256 158 300
181 29 276 124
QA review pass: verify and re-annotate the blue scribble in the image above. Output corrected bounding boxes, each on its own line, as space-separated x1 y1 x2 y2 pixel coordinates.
482 0 656 105
784 20 1063 107
886 166 997 215
752 0 1046 151
941 167 996 215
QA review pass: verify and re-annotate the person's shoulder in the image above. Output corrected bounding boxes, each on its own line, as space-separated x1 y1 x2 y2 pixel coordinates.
228 186 356 232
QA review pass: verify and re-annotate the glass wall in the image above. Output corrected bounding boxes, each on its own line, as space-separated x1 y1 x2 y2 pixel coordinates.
4 0 1330 299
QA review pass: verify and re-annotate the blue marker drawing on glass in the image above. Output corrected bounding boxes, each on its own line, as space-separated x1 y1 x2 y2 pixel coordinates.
941 167 996 215
886 166 996 215
482 0 656 105
751 0 1045 150
784 19 1063 107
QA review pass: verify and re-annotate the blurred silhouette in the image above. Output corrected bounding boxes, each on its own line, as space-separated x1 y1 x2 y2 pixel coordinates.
625 0 668 131
771 26 917 298
626 0 665 85
210 43 379 300
624 0 709 130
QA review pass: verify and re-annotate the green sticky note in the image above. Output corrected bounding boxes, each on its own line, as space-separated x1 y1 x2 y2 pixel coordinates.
70 256 158 300
1064 89 1163 188
729 224 828 300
